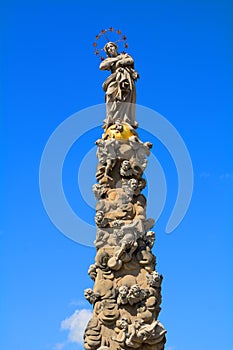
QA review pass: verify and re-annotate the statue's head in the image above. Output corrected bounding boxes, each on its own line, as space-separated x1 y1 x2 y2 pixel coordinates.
128 178 138 190
121 160 131 171
146 271 162 287
95 210 104 223
104 42 118 57
146 230 156 246
134 319 144 329
119 285 128 296
117 317 129 329
130 284 141 297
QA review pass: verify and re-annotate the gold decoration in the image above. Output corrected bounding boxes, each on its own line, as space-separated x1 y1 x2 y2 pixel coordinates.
104 123 138 140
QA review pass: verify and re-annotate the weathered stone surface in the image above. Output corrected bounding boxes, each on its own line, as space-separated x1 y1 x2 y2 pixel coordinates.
99 42 139 129
83 40 166 350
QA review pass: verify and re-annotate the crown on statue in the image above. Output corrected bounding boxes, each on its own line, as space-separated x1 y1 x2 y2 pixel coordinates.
93 27 128 60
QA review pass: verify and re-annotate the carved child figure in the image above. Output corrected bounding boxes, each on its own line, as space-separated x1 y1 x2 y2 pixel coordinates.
117 285 129 305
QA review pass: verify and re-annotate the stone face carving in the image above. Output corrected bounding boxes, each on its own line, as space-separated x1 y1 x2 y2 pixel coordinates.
117 286 129 305
84 40 166 349
95 211 109 228
120 160 134 178
84 288 101 304
147 271 163 288
116 284 149 306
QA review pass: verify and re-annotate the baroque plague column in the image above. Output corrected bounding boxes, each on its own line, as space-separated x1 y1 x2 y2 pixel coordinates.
83 34 167 350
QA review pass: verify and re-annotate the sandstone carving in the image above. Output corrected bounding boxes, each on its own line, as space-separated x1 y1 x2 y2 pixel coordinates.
84 317 102 350
84 35 166 350
99 42 139 128
84 288 101 304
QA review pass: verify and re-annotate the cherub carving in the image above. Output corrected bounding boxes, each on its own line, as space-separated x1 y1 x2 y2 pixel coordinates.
84 288 100 304
92 183 110 200
95 210 109 228
146 272 163 314
120 160 134 178
127 284 148 306
108 233 138 270
144 230 156 249
112 317 130 345
123 178 139 198
128 136 152 170
95 137 118 184
117 285 129 305
96 138 117 165
136 296 157 323
146 271 163 289
125 318 166 348
136 238 156 272
125 318 144 347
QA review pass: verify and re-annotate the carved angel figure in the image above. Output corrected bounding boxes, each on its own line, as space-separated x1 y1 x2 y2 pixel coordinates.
100 42 139 128
127 284 147 305
120 160 134 178
117 285 129 305
84 288 100 304
146 271 163 288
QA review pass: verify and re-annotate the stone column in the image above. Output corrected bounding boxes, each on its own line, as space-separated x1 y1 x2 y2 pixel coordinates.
83 41 167 350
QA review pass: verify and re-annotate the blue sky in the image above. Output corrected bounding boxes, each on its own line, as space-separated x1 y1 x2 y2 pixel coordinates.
1 1 232 350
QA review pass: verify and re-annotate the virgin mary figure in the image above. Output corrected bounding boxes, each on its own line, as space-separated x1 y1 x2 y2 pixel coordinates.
99 42 139 128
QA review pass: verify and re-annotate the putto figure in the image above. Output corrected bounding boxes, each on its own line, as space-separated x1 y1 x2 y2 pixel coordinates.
100 41 139 128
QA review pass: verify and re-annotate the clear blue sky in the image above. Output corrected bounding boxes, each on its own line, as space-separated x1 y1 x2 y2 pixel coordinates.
1 1 232 350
